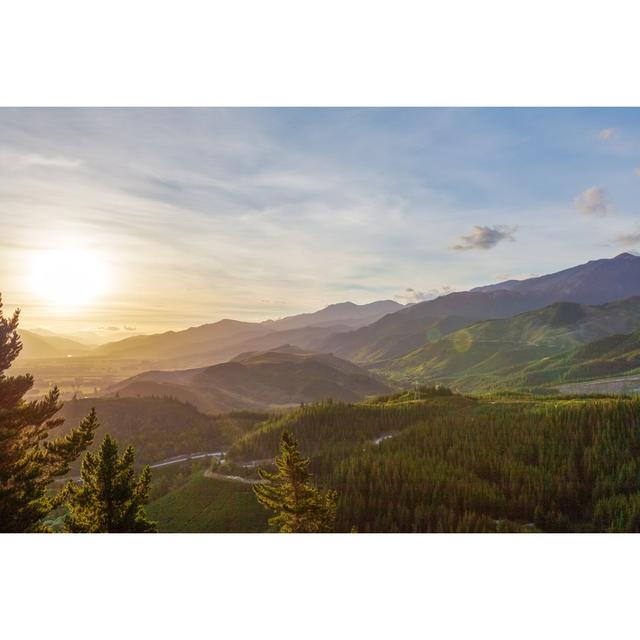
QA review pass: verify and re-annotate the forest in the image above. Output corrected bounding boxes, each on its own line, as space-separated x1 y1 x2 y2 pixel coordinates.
224 391 640 532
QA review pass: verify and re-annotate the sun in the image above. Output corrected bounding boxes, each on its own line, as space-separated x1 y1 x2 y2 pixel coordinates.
30 248 109 308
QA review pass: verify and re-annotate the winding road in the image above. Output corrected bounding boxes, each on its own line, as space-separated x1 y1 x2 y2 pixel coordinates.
149 451 224 469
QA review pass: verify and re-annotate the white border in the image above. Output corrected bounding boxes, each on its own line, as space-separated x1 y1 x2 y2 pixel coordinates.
2 533 638 639
2 0 640 106
2 1 640 636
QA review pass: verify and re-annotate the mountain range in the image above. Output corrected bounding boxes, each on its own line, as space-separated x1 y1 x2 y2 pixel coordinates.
20 252 640 400
90 300 402 368
320 253 640 365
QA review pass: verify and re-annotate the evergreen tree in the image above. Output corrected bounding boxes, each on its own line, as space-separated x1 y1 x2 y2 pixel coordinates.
0 296 98 532
253 430 337 533
63 433 157 532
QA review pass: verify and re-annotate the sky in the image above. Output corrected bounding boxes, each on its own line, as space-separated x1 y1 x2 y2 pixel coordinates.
1 107 639 335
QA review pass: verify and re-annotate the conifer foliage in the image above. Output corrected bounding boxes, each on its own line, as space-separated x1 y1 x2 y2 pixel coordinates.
254 431 337 533
0 296 98 532
63 433 157 532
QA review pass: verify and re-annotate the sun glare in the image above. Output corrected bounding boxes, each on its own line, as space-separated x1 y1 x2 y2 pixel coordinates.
30 248 109 308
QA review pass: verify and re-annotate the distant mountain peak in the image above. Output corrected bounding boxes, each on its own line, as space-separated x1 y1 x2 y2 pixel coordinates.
264 299 403 332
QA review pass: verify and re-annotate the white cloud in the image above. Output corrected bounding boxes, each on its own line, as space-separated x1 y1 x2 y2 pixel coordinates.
597 128 619 141
494 272 540 282
394 286 455 303
573 186 612 216
616 228 640 246
0 151 83 170
451 225 517 251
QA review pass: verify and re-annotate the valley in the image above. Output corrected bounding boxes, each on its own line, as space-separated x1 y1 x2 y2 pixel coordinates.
10 252 640 533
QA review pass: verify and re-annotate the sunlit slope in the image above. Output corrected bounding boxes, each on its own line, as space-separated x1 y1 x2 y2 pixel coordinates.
147 473 268 533
516 329 640 388
107 346 392 412
382 298 640 390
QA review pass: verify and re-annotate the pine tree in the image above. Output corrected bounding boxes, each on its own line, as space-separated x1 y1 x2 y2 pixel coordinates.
62 433 157 532
253 430 337 533
0 296 98 532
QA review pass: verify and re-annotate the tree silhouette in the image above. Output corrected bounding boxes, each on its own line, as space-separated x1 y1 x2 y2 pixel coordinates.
0 295 97 532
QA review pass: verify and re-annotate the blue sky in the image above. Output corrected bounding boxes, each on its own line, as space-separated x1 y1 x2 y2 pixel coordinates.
1 108 639 333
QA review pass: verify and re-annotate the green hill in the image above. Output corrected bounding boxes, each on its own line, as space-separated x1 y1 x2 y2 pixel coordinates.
381 298 640 391
54 396 268 467
227 393 475 466
147 472 268 533
515 329 640 388
213 394 640 532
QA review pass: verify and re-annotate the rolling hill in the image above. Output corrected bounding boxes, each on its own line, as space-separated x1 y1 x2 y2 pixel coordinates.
17 330 90 359
147 472 268 533
381 297 640 391
54 396 268 467
516 329 640 389
105 346 392 413
227 393 640 532
319 290 546 364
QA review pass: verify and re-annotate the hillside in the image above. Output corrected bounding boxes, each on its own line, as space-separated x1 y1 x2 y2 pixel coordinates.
105 346 392 413
517 329 640 389
54 396 268 467
227 394 640 532
147 472 268 533
320 253 640 365
381 297 640 391
17 329 90 359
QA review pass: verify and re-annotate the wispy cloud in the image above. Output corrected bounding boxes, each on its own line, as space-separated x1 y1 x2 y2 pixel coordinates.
597 128 619 141
616 228 640 246
451 225 517 251
494 272 539 282
394 286 455 303
573 186 612 216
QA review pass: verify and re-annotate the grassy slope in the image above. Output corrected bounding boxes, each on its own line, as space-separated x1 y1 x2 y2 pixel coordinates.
147 472 268 533
515 329 640 387
381 299 640 391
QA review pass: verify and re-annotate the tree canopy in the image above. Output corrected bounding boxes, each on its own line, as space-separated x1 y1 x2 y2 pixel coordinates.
0 295 97 532
63 433 157 533
254 430 336 533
